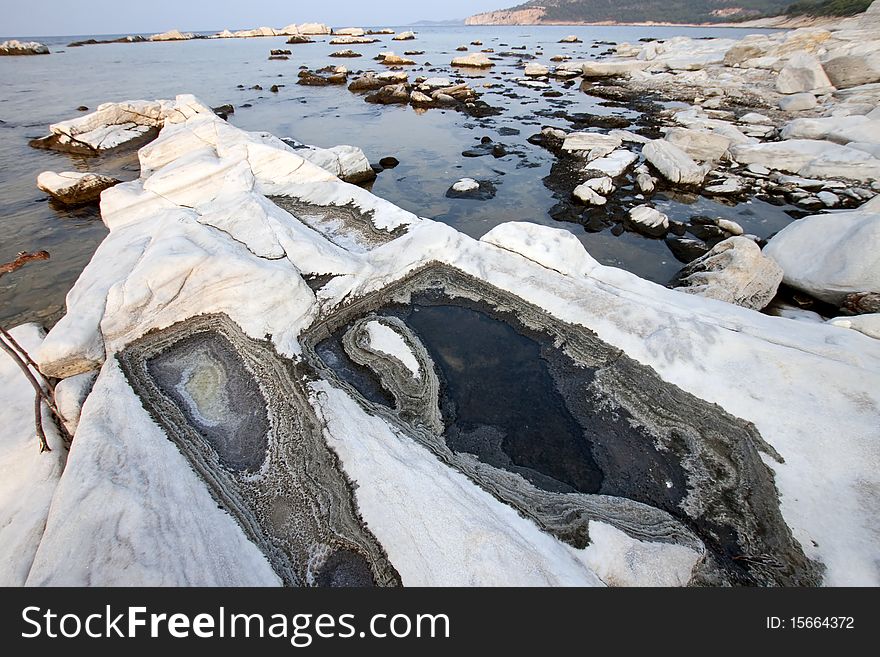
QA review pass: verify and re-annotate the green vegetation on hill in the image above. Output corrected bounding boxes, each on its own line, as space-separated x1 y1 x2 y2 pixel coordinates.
785 0 871 16
489 0 870 23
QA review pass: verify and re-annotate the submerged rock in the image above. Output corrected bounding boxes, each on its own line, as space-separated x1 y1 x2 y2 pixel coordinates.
37 171 120 206
673 237 783 311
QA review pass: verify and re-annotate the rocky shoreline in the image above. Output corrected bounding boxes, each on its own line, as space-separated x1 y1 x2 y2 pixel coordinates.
1 6 879 587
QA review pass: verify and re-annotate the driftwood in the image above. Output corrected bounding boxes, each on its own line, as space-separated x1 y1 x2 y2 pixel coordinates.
0 250 70 451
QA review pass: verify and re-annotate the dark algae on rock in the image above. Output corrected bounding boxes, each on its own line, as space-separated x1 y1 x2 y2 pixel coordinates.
302 264 823 586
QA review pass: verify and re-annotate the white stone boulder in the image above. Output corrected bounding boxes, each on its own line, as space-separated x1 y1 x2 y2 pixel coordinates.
297 23 332 35
37 171 120 206
780 115 880 147
573 183 606 205
581 60 651 77
392 31 416 41
149 30 193 41
587 150 639 178
764 210 880 305
775 51 834 95
335 27 366 36
663 128 731 162
730 140 880 182
778 93 817 112
674 237 783 310
562 132 622 160
642 140 710 185
296 144 375 184
451 178 480 193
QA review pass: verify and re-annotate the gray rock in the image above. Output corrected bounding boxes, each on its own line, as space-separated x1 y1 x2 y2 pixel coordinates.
674 237 783 310
822 54 880 90
778 93 817 112
642 140 710 186
775 51 834 95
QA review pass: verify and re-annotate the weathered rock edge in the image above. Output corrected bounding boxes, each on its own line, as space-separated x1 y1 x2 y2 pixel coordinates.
117 312 401 587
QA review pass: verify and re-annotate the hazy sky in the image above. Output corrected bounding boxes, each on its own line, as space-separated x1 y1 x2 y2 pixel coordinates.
5 0 507 37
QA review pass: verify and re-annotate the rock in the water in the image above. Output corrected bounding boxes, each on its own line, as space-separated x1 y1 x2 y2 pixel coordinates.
392 31 416 41
446 178 496 200
573 183 607 205
330 49 362 58
587 149 638 178
663 127 731 162
764 210 880 305
775 51 834 95
778 93 817 112
451 178 479 193
704 177 745 196
559 35 582 43
673 237 783 310
642 140 710 185
329 36 379 45
0 40 49 55
635 165 656 194
581 60 650 77
37 171 120 206
666 236 709 264
627 205 669 237
381 53 416 66
298 70 347 86
451 53 494 68
562 132 622 160
365 83 410 105
524 63 549 77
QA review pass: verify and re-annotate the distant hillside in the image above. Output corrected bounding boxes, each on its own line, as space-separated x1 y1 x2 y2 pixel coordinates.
465 0 870 25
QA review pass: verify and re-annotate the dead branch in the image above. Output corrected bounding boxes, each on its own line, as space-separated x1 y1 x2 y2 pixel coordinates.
0 250 50 276
0 325 55 393
0 249 71 451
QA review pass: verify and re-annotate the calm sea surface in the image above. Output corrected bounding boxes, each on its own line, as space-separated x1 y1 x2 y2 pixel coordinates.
0 25 785 327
